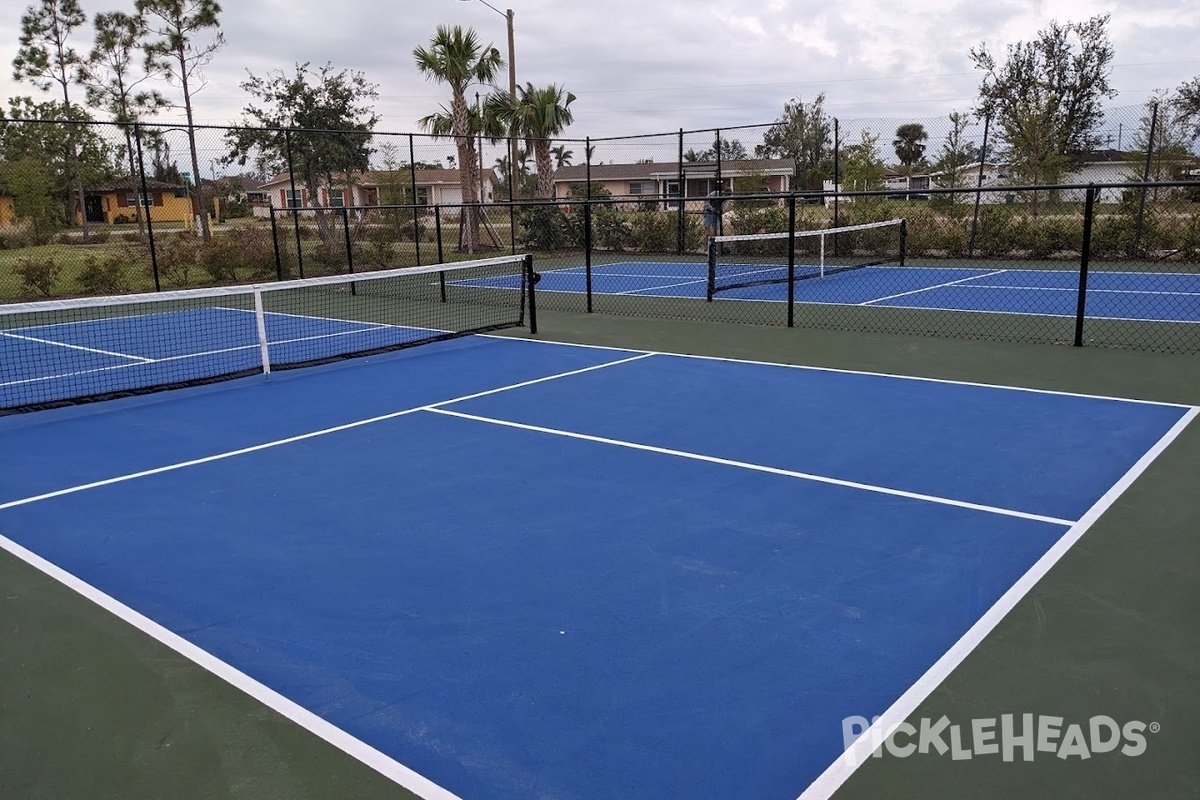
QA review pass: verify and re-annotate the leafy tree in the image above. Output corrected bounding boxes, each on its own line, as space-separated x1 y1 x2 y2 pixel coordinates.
413 25 503 252
12 0 89 235
487 82 576 198
971 14 1116 182
1174 76 1200 139
78 11 169 236
137 0 225 241
1126 94 1200 199
757 93 834 189
684 136 749 164
0 157 60 243
0 96 117 226
224 62 379 250
839 130 886 192
892 122 928 172
932 111 981 193
551 144 573 168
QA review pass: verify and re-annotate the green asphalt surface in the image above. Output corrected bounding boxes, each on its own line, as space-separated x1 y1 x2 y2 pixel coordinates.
2 309 1198 800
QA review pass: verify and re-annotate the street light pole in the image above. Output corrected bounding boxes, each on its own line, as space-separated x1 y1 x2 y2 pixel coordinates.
459 0 519 200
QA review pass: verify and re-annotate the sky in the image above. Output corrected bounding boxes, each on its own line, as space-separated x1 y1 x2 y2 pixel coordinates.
0 0 1198 163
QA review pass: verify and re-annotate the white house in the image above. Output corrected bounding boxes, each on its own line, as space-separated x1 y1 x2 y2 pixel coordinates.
255 168 499 217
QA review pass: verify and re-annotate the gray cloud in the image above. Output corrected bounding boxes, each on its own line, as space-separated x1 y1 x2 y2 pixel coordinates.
0 0 1196 146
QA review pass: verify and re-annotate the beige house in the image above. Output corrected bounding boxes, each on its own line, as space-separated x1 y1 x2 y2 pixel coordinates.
551 159 797 210
256 169 499 217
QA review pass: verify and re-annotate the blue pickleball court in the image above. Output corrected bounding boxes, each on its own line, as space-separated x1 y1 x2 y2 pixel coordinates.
0 330 1194 800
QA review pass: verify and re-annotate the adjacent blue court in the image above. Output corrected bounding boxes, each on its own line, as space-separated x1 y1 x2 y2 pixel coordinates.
0 334 1193 800
0 306 438 409
519 261 1200 323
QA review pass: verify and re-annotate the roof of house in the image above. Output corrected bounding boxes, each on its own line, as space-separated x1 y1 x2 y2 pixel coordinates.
89 177 186 192
552 158 797 183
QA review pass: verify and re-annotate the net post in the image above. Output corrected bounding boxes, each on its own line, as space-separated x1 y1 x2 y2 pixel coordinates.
525 253 538 335
253 289 272 377
898 218 907 266
787 195 797 328
1074 185 1096 347
705 237 717 302
584 201 594 313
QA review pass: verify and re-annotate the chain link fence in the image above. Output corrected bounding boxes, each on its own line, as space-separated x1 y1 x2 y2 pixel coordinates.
1 108 1197 353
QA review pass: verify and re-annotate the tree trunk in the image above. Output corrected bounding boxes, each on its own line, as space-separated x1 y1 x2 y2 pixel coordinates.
451 91 479 253
177 46 210 242
534 139 554 199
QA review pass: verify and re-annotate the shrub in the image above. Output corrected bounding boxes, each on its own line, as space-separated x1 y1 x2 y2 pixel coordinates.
15 257 61 297
518 206 571 252
199 227 278 283
592 207 632 251
628 210 676 252
77 255 132 296
155 232 201 287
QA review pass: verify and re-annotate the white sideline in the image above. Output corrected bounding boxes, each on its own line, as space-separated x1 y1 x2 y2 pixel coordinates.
796 405 1199 800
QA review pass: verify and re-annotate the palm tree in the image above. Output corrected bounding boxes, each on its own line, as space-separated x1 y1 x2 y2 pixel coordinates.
551 144 573 168
893 122 929 174
413 25 502 252
488 82 576 198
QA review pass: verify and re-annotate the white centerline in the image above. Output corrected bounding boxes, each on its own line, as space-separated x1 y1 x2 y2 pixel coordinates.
0 330 156 363
0 352 655 511
426 407 1075 526
617 278 709 295
859 269 1010 305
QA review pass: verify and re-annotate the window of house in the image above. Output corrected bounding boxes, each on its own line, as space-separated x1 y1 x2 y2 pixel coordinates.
663 179 681 209
285 189 302 208
628 181 654 196
327 190 345 208
125 193 152 207
415 187 429 207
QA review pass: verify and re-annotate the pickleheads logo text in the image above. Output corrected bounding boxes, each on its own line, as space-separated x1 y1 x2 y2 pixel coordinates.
841 714 1159 765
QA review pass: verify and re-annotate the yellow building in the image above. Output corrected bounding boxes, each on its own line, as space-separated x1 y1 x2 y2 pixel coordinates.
81 179 196 226
0 193 16 227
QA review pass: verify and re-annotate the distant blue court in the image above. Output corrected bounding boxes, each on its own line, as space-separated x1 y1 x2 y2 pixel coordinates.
504 261 1200 323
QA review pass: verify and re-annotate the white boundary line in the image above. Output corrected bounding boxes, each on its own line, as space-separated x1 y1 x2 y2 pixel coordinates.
0 531 467 800
0 330 156 363
956 283 1200 297
859 270 1009 305
617 278 709 296
0 353 654 511
796 405 1200 800
480 335 1198 410
426 407 1075 526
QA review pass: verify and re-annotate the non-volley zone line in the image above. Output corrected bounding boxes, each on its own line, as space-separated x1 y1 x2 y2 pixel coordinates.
0 353 656 511
427 407 1075 526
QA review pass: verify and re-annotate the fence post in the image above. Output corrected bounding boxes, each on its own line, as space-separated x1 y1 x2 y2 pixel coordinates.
1074 185 1097 347
269 208 283 281
285 129 305 278
832 118 841 239
787 195 797 328
408 133 422 265
677 128 685 254
968 114 991 257
584 200 594 313
133 123 160 291
1133 101 1158 253
585 136 592 200
434 205 445 265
